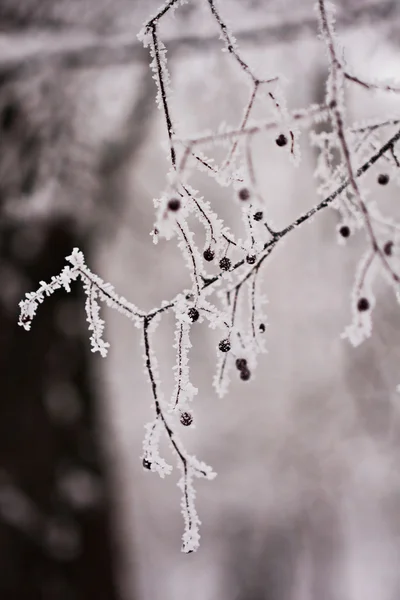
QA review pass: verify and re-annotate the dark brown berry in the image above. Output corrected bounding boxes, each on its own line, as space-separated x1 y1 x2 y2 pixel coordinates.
180 412 193 426
188 307 199 322
218 338 231 353
235 358 247 370
254 211 263 222
276 134 287 147
377 173 389 186
203 248 214 262
240 368 251 381
259 323 266 333
339 225 350 238
246 254 256 265
329 99 337 109
357 297 370 312
384 241 394 256
142 458 152 470
238 188 250 201
219 257 231 271
167 197 181 211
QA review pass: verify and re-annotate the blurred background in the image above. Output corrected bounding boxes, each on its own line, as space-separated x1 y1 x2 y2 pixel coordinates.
1 1 400 599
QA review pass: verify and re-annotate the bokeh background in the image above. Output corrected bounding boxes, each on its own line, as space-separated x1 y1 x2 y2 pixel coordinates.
1 1 400 599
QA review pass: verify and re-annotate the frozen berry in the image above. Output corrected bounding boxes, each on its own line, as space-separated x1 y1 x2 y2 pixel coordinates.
167 197 181 211
377 173 389 186
259 323 266 333
219 257 231 271
240 368 251 381
235 358 247 370
188 307 199 322
276 134 287 147
238 188 250 201
180 412 193 426
339 225 350 238
384 241 394 256
246 254 256 265
254 211 263 222
357 297 370 312
142 458 152 470
203 248 214 262
218 338 231 352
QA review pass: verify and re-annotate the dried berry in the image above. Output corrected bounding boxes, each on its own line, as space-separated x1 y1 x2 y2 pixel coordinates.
384 241 394 256
377 173 389 186
235 358 247 370
240 368 251 381
188 307 199 322
180 412 193 426
218 338 231 353
238 188 250 201
339 225 350 238
203 248 214 262
357 297 370 312
329 99 337 109
219 257 231 271
167 197 181 211
246 254 256 265
254 211 263 222
259 323 266 333
276 134 287 147
142 458 152 470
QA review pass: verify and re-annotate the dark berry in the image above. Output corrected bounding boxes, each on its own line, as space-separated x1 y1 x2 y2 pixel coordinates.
167 197 181 211
203 248 214 262
246 254 256 265
142 458 152 470
218 338 231 353
235 358 247 370
254 211 263 222
339 225 350 238
275 134 287 147
259 323 266 333
188 307 199 322
357 297 370 312
329 99 337 109
377 173 389 186
219 257 231 271
384 241 394 256
238 187 250 201
240 368 251 381
180 412 193 426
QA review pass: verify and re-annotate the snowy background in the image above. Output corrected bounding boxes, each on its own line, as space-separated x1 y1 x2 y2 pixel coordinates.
1 1 400 599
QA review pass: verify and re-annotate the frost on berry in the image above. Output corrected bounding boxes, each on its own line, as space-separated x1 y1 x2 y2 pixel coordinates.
180 411 193 426
275 133 288 147
218 338 231 353
203 248 214 262
219 257 231 271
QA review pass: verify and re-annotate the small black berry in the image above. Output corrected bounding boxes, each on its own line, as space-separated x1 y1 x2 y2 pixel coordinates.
329 99 337 109
142 458 152 470
218 338 231 353
240 368 251 381
357 297 370 312
167 197 181 211
254 211 263 222
203 248 214 262
259 323 266 333
383 241 394 256
238 188 250 201
219 257 231 271
188 307 199 322
180 412 193 426
377 173 389 186
339 225 350 238
235 358 247 370
246 254 256 265
275 134 287 147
